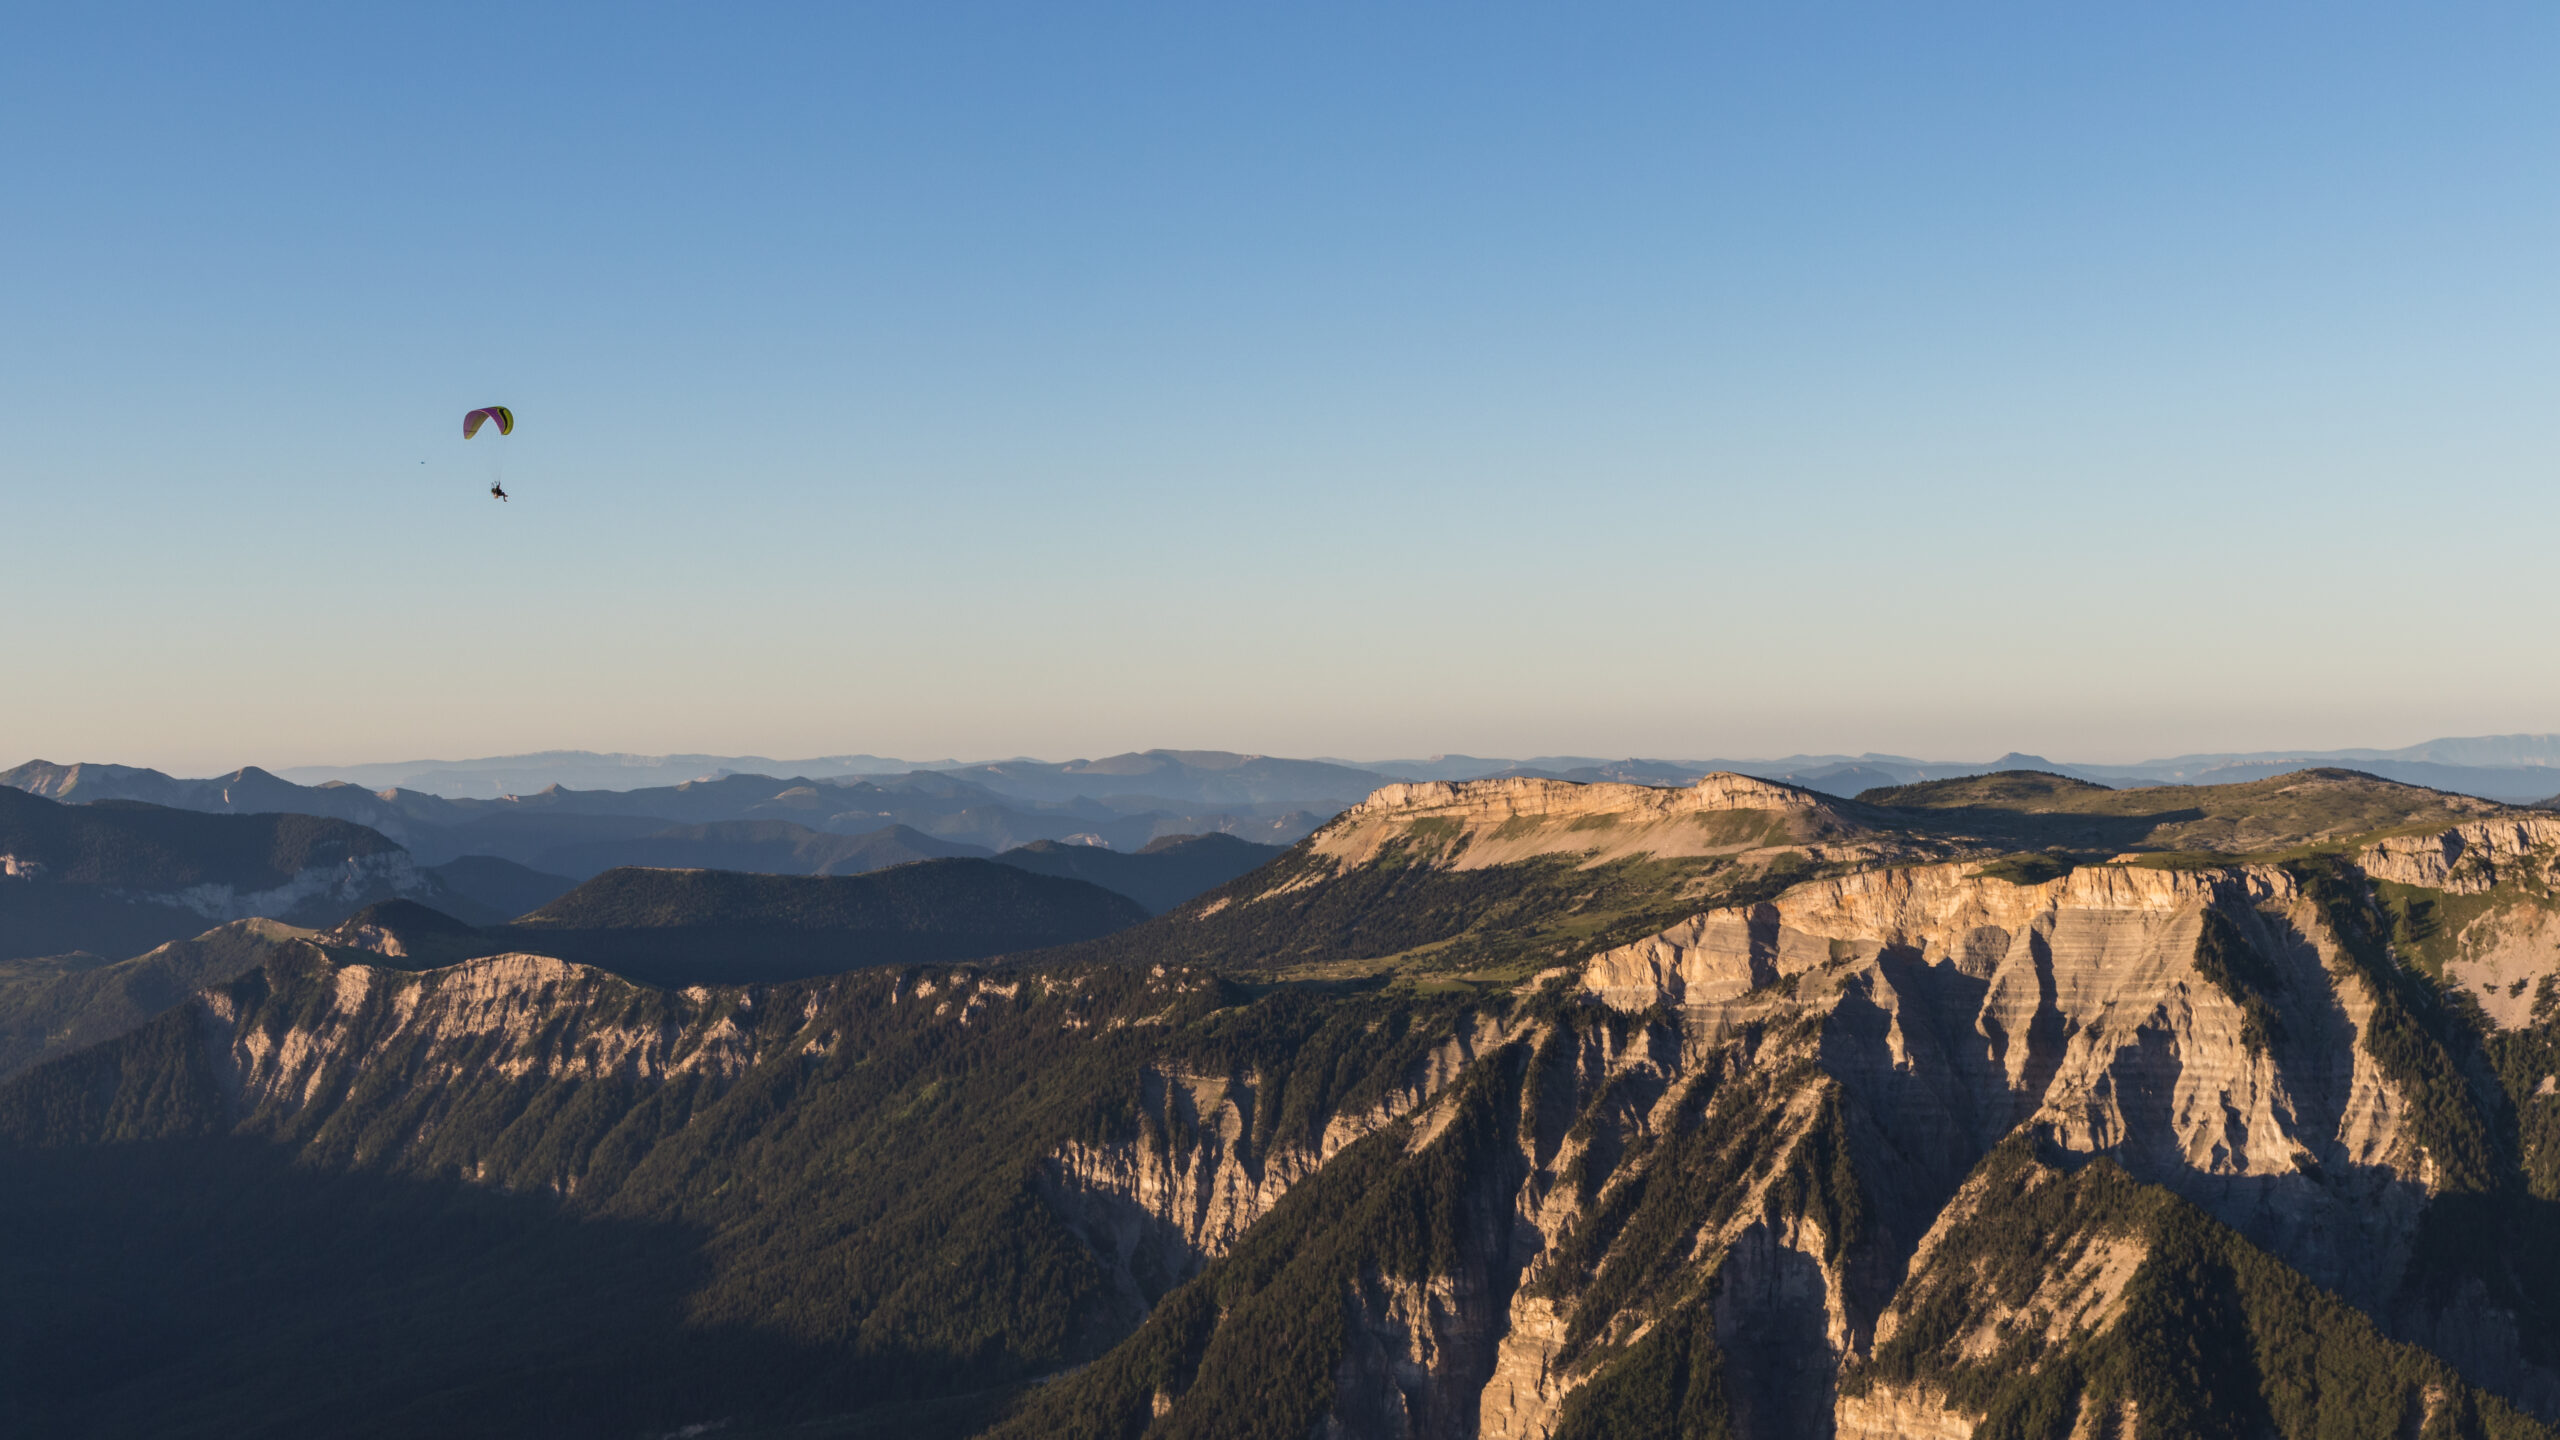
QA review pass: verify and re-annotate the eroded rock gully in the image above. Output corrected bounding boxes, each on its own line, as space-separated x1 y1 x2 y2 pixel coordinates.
1584 861 2429 1299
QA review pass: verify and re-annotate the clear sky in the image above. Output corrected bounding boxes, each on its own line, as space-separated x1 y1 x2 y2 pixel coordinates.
4 4 2553 774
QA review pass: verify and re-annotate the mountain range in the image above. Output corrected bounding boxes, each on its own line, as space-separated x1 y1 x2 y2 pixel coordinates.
0 757 1335 863
22 737 2560 891
0 784 480 962
195 732 2560 808
11 763 2560 1434
0 776 1280 967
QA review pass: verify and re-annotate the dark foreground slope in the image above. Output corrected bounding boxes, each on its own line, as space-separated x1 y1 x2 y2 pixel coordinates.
0 950 1492 1439
7 771 2560 1438
488 860 1150 985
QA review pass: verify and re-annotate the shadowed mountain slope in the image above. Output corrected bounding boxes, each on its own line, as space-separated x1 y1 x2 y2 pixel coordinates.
529 819 992 881
0 920 319 1080
423 854 576 921
1 759 1338 863
487 861 1150 986
0 785 401 889
990 834 1285 914
0 952 1490 1438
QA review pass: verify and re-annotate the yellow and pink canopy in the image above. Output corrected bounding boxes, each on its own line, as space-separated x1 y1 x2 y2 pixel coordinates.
462 406 514 439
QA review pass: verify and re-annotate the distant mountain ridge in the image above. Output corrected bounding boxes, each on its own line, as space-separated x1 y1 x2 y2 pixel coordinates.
1 756 1338 860
215 732 2560 807
272 749 946 797
0 763 1292 965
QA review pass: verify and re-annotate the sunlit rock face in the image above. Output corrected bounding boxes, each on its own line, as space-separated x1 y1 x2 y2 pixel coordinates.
1587 861 2426 1292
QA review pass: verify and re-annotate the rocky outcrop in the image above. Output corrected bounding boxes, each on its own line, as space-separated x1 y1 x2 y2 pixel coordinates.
329 920 411 958
2440 903 2560 1031
2357 817 2560 894
199 951 773 1122
1305 773 1887 874
2345 818 2560 1032
1584 862 2297 1011
1044 1013 1522 1292
1832 1388 1975 1440
1342 774 1826 824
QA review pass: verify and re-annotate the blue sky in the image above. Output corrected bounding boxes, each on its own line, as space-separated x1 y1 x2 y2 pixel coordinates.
4 4 2553 772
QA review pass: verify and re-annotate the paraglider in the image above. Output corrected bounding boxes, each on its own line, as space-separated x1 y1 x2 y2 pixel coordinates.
463 406 514 499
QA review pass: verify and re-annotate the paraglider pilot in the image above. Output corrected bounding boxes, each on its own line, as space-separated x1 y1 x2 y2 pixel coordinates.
464 407 514 502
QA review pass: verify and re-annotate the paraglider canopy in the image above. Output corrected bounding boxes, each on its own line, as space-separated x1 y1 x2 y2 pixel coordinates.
463 406 514 439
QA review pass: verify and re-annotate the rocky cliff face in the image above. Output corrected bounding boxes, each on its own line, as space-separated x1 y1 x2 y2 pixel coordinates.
1582 858 2422 1287
2357 818 2560 895
203 952 775 1118
1568 844 2560 1436
1018 824 2560 1437
1043 1010 1521 1296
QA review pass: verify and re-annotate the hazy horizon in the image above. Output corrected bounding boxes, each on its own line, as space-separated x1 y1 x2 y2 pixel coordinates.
25 729 2560 784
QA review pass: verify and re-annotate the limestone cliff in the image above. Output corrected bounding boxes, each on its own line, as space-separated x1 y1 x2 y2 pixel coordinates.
1558 832 2560 1435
